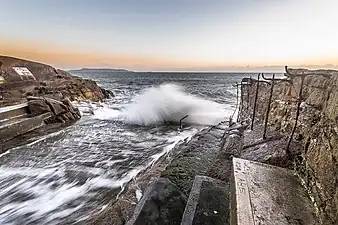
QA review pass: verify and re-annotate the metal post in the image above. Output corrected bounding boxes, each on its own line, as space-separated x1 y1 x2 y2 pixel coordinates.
263 74 275 139
248 76 252 110
246 78 250 111
240 81 243 115
286 75 305 154
251 73 260 130
236 83 239 122
179 115 189 129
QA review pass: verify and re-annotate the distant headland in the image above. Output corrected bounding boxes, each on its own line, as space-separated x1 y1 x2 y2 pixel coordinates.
69 68 132 73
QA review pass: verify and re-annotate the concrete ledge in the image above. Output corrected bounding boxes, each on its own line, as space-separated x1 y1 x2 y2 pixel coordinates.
126 177 187 225
230 157 317 225
0 112 51 142
0 103 29 121
181 176 229 225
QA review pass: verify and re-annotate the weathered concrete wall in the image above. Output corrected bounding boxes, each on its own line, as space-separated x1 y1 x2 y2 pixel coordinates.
241 68 338 224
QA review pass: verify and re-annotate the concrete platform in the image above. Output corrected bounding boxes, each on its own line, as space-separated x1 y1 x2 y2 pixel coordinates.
230 157 318 225
181 176 230 225
0 112 51 143
0 102 29 121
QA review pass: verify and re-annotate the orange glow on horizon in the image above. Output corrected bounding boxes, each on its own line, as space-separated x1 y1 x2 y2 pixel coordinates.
1 38 338 70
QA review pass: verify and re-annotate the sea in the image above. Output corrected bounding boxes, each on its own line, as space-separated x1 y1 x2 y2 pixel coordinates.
0 71 252 224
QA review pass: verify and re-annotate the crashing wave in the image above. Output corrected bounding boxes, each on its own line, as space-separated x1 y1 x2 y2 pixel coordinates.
120 84 227 125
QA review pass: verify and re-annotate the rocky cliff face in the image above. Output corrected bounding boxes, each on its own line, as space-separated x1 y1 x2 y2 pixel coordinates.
240 68 338 224
0 56 113 107
0 56 113 147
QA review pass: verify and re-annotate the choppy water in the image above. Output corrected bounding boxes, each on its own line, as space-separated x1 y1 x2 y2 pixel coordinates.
0 72 251 224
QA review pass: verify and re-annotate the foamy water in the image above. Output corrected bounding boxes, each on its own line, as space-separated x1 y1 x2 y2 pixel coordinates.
0 72 248 224
121 84 230 125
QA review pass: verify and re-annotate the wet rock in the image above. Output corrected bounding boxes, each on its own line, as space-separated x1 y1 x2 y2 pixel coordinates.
45 98 67 115
128 178 187 225
161 126 224 195
102 88 115 98
28 99 50 116
26 97 81 124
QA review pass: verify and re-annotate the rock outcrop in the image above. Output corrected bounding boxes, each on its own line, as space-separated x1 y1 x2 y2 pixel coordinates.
0 55 113 148
27 96 81 124
240 68 338 224
0 55 114 107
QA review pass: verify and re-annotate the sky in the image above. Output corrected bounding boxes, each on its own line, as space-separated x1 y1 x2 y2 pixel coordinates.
1 0 338 71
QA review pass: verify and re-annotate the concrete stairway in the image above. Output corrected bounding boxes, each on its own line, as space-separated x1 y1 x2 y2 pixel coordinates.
0 102 29 121
230 157 317 225
126 157 318 225
0 103 51 143
181 176 230 225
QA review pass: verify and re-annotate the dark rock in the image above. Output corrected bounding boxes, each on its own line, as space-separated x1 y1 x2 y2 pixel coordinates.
130 178 187 225
43 93 63 101
28 99 51 116
56 115 66 123
102 88 115 98
0 55 113 103
45 98 66 115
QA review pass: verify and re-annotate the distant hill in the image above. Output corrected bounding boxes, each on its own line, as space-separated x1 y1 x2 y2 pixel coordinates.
69 68 132 73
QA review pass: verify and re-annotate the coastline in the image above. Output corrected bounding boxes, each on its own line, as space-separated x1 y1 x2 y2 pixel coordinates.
0 55 113 151
1 60 337 224
89 67 337 225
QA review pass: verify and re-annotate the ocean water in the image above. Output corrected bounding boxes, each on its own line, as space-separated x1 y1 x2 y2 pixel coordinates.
0 72 251 224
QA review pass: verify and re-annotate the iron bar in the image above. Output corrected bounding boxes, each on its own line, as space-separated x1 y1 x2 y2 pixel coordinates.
248 76 252 111
239 81 243 122
251 73 260 130
286 75 305 154
179 115 189 129
246 79 250 111
263 73 275 139
261 73 292 84
231 83 239 122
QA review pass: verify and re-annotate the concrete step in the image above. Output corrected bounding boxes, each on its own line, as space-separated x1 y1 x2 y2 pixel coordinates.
0 112 51 143
0 102 29 122
181 176 230 225
0 114 29 129
230 157 318 225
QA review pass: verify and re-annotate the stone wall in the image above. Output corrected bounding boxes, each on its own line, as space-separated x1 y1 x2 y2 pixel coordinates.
240 68 338 224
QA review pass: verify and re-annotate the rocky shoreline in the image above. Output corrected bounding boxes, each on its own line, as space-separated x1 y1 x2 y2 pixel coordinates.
1 60 336 224
0 55 113 152
88 67 337 225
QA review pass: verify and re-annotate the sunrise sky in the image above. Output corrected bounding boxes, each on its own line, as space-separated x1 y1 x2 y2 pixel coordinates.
1 0 338 71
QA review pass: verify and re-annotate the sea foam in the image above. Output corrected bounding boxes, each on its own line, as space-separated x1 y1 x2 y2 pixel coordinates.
120 83 227 125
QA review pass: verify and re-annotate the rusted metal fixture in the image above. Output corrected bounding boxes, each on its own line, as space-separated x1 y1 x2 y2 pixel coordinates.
231 83 239 122
286 75 305 154
262 73 275 139
179 115 189 129
284 66 331 154
251 73 260 130
240 81 243 121
246 79 250 110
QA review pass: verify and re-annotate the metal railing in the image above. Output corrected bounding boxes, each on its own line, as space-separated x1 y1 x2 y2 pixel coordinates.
235 66 332 155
